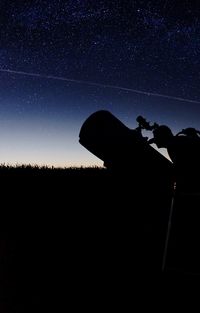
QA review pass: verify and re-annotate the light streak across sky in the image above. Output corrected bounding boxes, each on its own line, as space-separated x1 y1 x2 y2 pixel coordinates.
0 68 200 105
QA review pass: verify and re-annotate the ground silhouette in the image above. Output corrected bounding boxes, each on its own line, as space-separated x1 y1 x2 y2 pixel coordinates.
0 165 172 311
0 163 198 312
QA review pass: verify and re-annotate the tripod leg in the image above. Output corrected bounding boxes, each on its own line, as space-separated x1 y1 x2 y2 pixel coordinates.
162 194 175 272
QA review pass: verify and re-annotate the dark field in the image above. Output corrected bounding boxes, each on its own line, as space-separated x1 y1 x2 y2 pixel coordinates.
0 166 199 311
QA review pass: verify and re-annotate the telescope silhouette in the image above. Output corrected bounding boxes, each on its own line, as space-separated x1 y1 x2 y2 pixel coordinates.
79 110 172 176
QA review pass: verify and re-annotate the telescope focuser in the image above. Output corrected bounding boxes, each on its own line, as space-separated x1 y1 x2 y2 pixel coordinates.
136 116 159 131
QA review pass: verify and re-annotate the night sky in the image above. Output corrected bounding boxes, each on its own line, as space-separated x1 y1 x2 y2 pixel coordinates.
0 0 199 167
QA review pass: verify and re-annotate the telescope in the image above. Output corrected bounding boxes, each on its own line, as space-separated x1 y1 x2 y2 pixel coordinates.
79 110 172 174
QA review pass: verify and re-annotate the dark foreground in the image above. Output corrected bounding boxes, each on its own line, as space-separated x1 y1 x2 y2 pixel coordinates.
0 166 200 311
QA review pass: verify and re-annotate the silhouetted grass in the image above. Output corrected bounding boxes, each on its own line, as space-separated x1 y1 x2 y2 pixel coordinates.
0 163 105 174
0 164 110 185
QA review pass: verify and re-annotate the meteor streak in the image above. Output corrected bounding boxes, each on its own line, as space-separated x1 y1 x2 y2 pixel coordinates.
0 68 200 104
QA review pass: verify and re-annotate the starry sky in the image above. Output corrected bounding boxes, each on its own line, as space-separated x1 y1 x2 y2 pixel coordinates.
0 0 199 167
